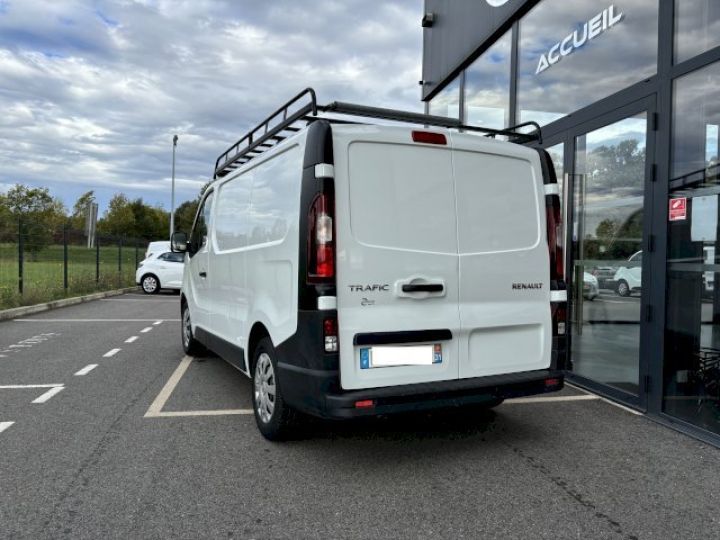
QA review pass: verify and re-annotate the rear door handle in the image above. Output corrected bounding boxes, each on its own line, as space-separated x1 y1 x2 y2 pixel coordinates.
401 283 444 293
199 271 207 278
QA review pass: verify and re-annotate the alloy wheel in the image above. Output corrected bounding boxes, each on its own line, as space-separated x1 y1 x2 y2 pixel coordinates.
254 353 276 424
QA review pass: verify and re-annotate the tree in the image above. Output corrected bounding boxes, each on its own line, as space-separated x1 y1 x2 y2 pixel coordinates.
97 194 170 240
173 199 199 233
0 184 66 257
69 190 96 230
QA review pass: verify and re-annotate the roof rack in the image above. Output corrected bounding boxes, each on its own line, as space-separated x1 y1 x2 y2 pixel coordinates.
213 87 542 178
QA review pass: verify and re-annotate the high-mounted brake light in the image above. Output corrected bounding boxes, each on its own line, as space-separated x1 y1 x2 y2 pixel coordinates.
308 192 335 280
412 131 447 145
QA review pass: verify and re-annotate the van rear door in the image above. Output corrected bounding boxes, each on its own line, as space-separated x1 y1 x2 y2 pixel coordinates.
450 133 551 378
333 127 461 390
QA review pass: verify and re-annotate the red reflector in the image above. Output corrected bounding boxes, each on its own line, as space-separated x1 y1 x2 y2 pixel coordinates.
412 131 447 145
545 378 561 387
316 244 334 278
355 399 375 409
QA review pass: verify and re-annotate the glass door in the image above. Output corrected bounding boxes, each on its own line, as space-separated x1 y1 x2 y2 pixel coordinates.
563 98 656 408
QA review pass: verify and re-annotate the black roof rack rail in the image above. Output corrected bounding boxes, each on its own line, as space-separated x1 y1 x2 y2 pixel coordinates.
213 87 542 178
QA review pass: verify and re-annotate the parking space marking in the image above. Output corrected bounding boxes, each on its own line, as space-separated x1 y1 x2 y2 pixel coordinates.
140 327 153 333
144 355 253 418
125 336 138 343
153 320 163 326
74 364 98 376
506 395 600 404
0 421 14 434
14 319 181 322
32 386 65 404
103 348 121 358
0 384 62 389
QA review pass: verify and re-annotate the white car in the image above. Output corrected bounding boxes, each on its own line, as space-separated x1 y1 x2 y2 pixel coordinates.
583 272 598 301
136 251 185 294
145 240 171 260
172 91 567 440
614 251 642 297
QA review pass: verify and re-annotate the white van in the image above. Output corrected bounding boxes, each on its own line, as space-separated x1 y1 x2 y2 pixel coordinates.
172 90 567 440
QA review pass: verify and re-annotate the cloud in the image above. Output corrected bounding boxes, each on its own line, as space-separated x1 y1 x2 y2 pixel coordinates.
0 0 423 212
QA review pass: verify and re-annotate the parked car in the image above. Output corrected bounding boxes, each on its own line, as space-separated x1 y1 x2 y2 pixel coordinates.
591 265 617 289
583 272 599 300
614 251 642 297
172 90 567 440
145 240 171 259
136 251 185 294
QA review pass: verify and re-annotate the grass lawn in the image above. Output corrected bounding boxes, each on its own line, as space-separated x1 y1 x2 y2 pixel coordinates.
0 242 144 309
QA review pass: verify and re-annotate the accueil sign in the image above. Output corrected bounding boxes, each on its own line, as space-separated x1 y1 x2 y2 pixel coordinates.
536 5 624 75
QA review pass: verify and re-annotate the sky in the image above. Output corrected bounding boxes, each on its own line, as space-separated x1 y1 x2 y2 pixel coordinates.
0 0 423 216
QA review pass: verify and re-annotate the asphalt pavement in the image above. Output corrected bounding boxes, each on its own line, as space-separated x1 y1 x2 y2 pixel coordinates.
1 292 719 539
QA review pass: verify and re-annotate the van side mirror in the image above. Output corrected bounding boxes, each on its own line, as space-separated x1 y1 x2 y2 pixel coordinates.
171 231 188 253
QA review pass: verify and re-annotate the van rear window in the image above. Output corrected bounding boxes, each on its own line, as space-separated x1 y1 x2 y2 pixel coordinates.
348 142 457 254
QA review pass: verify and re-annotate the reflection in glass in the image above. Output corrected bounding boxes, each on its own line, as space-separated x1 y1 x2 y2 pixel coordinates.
546 143 564 195
665 61 720 436
464 30 511 129
674 0 720 64
428 78 460 119
571 114 647 395
518 0 658 126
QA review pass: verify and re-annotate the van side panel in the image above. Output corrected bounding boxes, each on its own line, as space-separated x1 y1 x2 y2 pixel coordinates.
209 142 303 370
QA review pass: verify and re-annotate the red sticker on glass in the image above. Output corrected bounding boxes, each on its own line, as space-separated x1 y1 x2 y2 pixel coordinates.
669 197 687 221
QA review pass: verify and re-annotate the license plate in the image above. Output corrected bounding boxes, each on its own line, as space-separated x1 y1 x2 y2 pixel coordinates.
359 344 442 369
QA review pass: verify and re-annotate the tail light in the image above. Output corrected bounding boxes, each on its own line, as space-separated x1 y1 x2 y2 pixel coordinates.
546 191 564 282
308 192 335 280
323 317 338 352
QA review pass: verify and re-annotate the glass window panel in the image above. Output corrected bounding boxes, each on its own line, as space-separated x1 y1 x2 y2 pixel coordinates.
518 0 658 126
464 30 511 129
674 0 720 64
571 114 647 396
665 61 720 436
428 77 460 119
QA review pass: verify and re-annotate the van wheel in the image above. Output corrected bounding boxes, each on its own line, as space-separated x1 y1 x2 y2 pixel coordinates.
181 303 205 356
141 274 160 294
252 337 297 441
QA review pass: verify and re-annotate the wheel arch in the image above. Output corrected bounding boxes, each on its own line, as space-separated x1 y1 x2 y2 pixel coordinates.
248 322 271 373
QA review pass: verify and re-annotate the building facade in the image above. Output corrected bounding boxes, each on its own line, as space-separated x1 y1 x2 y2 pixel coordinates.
422 0 720 445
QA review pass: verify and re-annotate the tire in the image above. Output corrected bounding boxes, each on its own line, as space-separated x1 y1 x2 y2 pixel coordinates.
181 302 205 356
141 274 160 294
252 337 298 441
616 280 630 297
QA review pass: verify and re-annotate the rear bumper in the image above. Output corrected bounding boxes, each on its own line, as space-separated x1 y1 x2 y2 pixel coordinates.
277 363 563 419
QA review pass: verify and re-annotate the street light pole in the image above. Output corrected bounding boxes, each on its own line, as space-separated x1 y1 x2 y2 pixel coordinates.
170 134 178 239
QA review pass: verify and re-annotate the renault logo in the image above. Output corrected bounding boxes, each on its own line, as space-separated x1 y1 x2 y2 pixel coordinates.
486 0 511 6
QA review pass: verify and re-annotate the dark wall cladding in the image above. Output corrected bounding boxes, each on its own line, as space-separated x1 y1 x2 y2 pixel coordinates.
421 0 537 100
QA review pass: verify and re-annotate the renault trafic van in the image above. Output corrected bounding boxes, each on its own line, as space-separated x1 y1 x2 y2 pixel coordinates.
172 89 567 440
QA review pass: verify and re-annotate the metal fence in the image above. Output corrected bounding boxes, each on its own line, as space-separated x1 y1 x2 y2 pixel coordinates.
0 219 145 309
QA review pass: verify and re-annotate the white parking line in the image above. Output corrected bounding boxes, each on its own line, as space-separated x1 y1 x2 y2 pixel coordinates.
74 364 98 376
0 421 14 434
125 336 138 343
140 327 153 333
32 386 64 403
506 395 600 404
103 348 121 358
0 384 62 389
153 320 163 326
14 319 181 322
145 355 253 418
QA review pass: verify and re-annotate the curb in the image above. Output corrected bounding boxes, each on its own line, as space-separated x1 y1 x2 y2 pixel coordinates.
0 287 140 321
